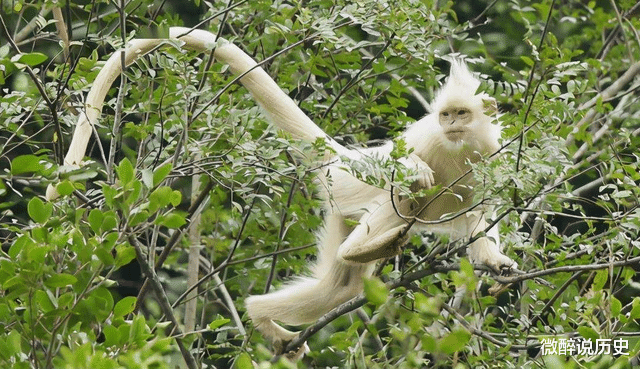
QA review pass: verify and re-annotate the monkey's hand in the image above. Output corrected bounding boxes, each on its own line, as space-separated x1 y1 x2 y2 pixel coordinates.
404 153 434 190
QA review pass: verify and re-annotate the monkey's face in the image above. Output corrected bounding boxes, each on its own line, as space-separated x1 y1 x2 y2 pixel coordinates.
439 107 473 142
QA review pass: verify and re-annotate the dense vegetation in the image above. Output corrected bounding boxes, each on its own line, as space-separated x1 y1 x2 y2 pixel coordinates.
1 0 639 367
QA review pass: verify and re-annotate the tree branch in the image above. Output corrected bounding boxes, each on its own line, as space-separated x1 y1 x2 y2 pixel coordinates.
493 256 640 285
282 253 640 355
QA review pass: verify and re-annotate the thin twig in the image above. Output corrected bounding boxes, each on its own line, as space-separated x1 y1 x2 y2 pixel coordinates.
321 32 396 120
135 180 215 311
129 237 198 369
265 177 298 293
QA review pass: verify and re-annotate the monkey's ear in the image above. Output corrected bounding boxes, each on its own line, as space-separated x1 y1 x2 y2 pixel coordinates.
482 97 498 115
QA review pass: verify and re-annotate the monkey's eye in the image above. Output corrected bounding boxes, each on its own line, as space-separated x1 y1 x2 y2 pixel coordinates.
457 109 468 115
441 112 449 117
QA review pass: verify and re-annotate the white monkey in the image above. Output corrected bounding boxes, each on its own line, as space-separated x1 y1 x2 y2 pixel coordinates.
244 59 518 357
45 27 516 358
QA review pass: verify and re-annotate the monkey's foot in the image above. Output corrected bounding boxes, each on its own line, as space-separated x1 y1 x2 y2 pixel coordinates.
468 244 518 275
274 338 310 361
485 253 518 275
339 225 408 263
488 281 512 296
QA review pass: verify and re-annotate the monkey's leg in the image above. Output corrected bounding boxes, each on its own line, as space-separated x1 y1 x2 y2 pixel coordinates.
246 213 374 359
338 224 407 263
337 199 408 264
465 211 517 273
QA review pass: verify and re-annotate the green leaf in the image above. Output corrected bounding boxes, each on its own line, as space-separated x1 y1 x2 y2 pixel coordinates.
592 269 608 291
15 52 47 66
9 235 32 259
0 44 10 58
414 293 441 316
129 314 150 346
118 324 131 347
520 56 535 67
363 277 389 306
234 353 253 369
95 247 115 266
44 273 78 288
88 209 103 233
11 154 44 175
155 213 186 229
28 197 52 224
344 218 360 227
611 296 622 316
578 326 598 341
103 185 117 207
115 244 136 268
55 181 75 197
128 210 150 227
114 296 137 318
153 163 173 187
149 186 172 213
439 329 471 354
35 290 56 312
116 158 135 186
460 257 475 277
629 298 640 320
101 213 118 232
170 190 182 207
103 325 121 347
208 315 231 330
7 330 22 357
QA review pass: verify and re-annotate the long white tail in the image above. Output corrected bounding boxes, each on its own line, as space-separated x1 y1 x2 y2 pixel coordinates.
245 213 375 345
46 26 348 200
168 28 347 150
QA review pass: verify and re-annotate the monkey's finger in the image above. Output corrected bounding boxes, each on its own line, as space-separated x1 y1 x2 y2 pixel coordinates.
421 173 433 189
427 170 435 188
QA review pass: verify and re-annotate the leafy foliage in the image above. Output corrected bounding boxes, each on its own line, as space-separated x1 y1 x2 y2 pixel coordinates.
1 0 639 368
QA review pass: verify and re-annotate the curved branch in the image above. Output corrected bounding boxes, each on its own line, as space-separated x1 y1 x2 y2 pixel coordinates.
52 7 69 60
14 6 53 43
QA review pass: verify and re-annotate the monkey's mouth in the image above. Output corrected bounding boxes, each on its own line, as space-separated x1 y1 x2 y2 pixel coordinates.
445 129 466 141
